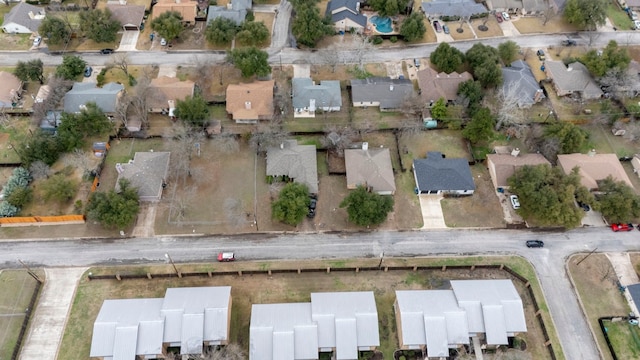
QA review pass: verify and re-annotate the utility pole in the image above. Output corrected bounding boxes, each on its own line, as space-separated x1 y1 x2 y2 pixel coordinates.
18 259 42 283
577 247 598 266
165 253 182 278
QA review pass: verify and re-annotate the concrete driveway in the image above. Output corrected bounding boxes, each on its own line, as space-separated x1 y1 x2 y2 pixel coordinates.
293 63 310 78
418 194 447 229
117 30 140 52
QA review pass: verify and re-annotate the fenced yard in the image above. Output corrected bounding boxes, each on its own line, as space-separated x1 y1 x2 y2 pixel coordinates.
0 270 41 360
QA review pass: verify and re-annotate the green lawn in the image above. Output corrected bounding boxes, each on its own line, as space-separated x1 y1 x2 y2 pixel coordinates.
607 2 634 30
604 319 640 359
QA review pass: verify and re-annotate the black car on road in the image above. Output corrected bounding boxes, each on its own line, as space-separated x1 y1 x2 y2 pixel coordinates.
526 240 544 248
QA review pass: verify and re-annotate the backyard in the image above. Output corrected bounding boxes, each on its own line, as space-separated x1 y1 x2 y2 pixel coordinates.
58 256 559 360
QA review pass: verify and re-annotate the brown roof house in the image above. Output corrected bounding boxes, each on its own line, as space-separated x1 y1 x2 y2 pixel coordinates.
106 3 146 31
152 0 198 24
557 151 634 190
266 140 318 194
486 148 551 190
417 67 473 105
0 71 23 108
345 143 396 195
115 151 171 202
225 80 274 124
147 76 195 114
544 61 603 100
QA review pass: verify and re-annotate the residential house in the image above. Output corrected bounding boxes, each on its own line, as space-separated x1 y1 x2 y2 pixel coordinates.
1 2 45 34
417 67 473 105
249 303 319 360
226 80 274 124
35 84 50 103
421 0 488 19
0 71 23 108
395 290 470 358
626 283 640 321
292 78 342 118
207 0 251 25
147 76 195 114
626 0 640 11
39 111 62 132
449 280 527 345
90 298 166 360
486 0 551 15
413 152 475 195
395 279 527 358
161 287 232 353
152 0 198 24
501 60 545 108
106 3 146 31
350 77 414 111
557 151 634 190
544 61 603 100
486 148 551 190
266 140 318 194
325 0 367 33
115 152 171 202
250 291 379 360
90 286 232 360
344 143 396 195
63 82 124 114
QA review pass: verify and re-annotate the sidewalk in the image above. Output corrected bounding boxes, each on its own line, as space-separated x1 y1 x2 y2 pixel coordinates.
19 267 87 360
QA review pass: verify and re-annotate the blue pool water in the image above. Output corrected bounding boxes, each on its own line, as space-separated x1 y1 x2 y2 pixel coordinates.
370 16 392 34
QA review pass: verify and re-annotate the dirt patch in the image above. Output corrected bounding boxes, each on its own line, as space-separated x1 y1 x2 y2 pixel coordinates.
59 256 552 360
568 253 629 360
470 18 504 38
441 164 506 228
513 16 579 34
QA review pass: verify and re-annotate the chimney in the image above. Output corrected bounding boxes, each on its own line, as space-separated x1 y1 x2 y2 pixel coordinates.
362 142 368 151
588 149 596 157
245 101 251 109
511 148 520 157
389 85 394 91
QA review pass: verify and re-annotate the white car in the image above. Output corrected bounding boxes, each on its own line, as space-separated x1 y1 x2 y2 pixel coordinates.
160 38 167 46
510 195 520 210
32 36 42 47
634 20 640 30
501 11 510 21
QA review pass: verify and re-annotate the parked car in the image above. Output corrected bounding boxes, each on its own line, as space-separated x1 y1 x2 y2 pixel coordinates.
561 39 577 46
611 223 634 232
32 36 41 47
433 20 442 33
536 49 546 61
83 66 93 77
414 58 420 68
576 200 590 212
501 11 510 20
495 12 503 23
217 252 235 262
443 24 450 34
510 195 520 210
307 196 317 218
100 48 114 54
630 10 639 20
526 240 544 248
634 20 640 30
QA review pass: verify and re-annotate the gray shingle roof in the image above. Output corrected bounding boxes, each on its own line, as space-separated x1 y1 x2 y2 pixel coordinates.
501 60 545 108
413 151 475 192
90 298 165 359
311 292 380 360
344 147 396 194
115 152 170 201
292 78 342 110
421 0 488 17
395 290 469 357
63 82 124 113
250 303 319 360
161 286 232 354
326 0 359 13
450 280 527 345
266 140 318 193
629 284 640 313
350 77 414 109
1 2 45 33
207 5 247 25
330 10 367 28
545 61 603 99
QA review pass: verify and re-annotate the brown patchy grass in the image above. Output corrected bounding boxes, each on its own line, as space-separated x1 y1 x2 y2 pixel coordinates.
446 21 476 41
513 16 579 34
399 130 472 169
470 18 504 38
58 256 554 360
568 253 630 360
441 164 506 228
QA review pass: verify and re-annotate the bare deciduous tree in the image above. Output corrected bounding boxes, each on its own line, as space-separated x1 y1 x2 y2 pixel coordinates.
192 55 215 96
249 123 289 152
212 132 240 154
321 125 357 156
64 149 93 177
347 34 374 70
166 122 205 185
401 93 427 120
168 185 196 226
317 46 340 73
29 161 52 180
542 2 557 26
486 81 525 130
109 53 130 76
32 76 72 125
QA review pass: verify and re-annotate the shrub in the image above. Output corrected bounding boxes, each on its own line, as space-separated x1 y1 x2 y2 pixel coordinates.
390 36 398 43
372 36 383 45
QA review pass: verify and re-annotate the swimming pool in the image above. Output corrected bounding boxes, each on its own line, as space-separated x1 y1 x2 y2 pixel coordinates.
370 15 393 34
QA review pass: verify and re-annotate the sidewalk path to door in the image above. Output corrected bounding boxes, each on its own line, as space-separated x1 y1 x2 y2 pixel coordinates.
20 267 87 360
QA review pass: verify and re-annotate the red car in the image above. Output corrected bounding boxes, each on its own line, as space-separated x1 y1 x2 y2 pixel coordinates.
495 12 503 23
433 20 442 33
217 252 235 262
611 223 634 232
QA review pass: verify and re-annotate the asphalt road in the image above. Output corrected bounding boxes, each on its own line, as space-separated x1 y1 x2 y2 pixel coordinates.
3 227 638 360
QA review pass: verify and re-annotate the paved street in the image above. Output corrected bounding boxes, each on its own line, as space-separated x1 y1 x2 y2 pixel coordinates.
5 228 640 360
